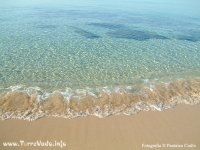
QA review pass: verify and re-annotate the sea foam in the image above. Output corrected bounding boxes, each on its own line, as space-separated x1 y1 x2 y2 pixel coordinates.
0 79 200 121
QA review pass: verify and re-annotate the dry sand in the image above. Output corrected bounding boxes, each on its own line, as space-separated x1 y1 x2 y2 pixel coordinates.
0 104 200 150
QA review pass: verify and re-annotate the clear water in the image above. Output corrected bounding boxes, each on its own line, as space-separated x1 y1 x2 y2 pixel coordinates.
0 0 200 94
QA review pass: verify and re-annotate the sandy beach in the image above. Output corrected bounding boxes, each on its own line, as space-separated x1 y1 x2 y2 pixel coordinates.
1 0 200 150
0 104 199 150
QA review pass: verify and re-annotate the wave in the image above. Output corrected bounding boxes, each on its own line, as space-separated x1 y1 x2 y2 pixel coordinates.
0 78 200 121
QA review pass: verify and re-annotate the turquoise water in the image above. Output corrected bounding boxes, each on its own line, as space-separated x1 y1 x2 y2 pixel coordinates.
0 0 200 95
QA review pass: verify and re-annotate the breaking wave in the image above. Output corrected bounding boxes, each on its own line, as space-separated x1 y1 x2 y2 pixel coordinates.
0 78 200 121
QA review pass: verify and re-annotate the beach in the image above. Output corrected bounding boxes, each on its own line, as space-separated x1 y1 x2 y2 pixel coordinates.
0 104 199 150
0 0 200 150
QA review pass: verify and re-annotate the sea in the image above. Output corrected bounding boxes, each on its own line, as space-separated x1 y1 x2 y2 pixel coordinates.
0 0 200 120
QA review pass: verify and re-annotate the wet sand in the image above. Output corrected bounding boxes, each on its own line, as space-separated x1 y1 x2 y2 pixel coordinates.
0 104 200 150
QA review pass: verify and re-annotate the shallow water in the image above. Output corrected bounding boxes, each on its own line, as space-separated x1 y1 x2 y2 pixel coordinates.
0 0 200 119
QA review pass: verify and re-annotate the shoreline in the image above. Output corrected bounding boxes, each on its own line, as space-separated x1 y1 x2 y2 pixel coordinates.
0 78 200 120
0 104 200 150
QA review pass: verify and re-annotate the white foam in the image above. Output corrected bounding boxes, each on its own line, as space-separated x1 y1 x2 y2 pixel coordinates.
2 95 199 121
1 79 200 121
